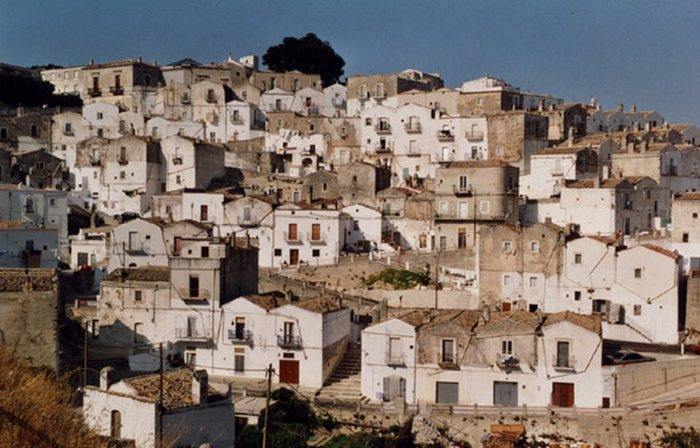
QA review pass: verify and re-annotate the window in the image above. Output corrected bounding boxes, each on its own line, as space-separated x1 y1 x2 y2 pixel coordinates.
529 276 538 288
274 248 282 256
110 410 122 439
528 304 539 312
309 123 315 132
592 299 607 314
30 124 38 137
134 290 142 302
234 348 245 372
200 205 208 221
683 233 689 243
91 319 100 339
312 249 320 257
441 339 455 364
185 351 196 367
634 268 642 279
556 341 571 367
501 340 513 356
694 213 699 219
496 145 504 157
97 112 104 120
574 253 582 264
458 175 469 192
502 241 513 253
574 291 582 301
365 118 372 126
0 128 7 139
189 275 199 297
25 199 34 213
375 83 384 98
457 228 467 249
176 175 181 184
133 322 143 343
530 241 540 253
119 171 125 179
503 274 511 286
477 96 484 106
64 123 72 134
201 246 209 258
479 201 490 214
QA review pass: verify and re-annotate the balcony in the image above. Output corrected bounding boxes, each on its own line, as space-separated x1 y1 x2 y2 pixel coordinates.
283 231 302 244
180 96 191 105
436 130 454 142
404 122 422 134
109 85 124 95
277 335 302 350
374 123 392 135
206 96 217 104
373 142 393 154
465 130 484 141
175 327 211 341
228 329 253 345
307 232 327 245
434 153 455 163
552 355 576 371
87 87 102 97
63 129 74 136
125 242 148 255
231 117 244 125
496 354 521 370
453 185 473 196
386 351 406 367
118 157 128 166
237 216 257 227
172 156 183 165
438 353 459 370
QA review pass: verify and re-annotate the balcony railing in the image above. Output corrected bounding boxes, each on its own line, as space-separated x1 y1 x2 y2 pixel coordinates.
404 122 422 133
109 85 124 95
63 129 74 136
237 216 257 227
231 117 244 125
277 335 302 349
373 143 393 154
386 351 406 366
438 353 459 370
175 327 211 341
206 96 217 104
283 231 302 243
118 157 128 166
436 130 455 142
406 148 422 157
434 153 455 163
307 232 326 245
228 329 253 345
552 355 576 371
465 130 484 141
453 185 473 196
172 156 183 165
374 123 392 134
87 87 102 97
496 354 521 370
125 242 148 255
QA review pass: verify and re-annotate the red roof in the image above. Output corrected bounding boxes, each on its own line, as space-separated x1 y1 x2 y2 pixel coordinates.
641 244 681 261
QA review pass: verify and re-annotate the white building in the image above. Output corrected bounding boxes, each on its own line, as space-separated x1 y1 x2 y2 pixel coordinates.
108 218 168 272
0 222 58 268
160 135 226 192
83 369 235 448
196 294 351 389
341 203 382 253
69 225 111 269
271 203 342 268
146 116 205 140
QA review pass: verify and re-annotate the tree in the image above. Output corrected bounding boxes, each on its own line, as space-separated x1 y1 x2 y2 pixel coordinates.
262 33 345 87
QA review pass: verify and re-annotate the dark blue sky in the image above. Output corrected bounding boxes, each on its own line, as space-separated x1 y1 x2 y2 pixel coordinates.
2 0 698 124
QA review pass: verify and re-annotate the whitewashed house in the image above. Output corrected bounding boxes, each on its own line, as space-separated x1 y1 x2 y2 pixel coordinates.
271 203 343 268
69 225 111 269
83 369 235 448
260 88 294 113
197 294 351 389
83 102 121 139
0 222 58 268
107 218 168 272
51 111 90 169
146 116 204 140
160 135 226 191
341 203 382 253
671 192 700 272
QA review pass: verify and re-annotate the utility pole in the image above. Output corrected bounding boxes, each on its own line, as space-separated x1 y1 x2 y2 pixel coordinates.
158 342 164 448
83 320 88 389
434 250 439 309
261 363 273 448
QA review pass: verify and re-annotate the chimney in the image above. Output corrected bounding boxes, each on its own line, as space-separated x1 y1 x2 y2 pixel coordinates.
89 58 94 66
644 121 652 132
191 370 208 406
633 122 641 132
481 305 491 322
627 142 635 154
617 103 624 112
538 99 545 112
137 57 143 63
100 366 114 390
640 140 648 153
630 104 637 113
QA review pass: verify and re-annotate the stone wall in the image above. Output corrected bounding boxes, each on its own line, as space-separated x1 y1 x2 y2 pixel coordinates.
0 268 58 369
614 356 700 405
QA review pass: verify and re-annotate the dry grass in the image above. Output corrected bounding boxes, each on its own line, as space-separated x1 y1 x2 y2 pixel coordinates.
0 349 108 448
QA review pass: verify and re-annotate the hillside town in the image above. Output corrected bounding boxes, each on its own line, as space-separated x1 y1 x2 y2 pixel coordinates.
2 50 700 447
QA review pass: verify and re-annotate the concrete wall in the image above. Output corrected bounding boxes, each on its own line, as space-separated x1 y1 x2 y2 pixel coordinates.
83 387 157 448
163 401 236 448
614 356 700 405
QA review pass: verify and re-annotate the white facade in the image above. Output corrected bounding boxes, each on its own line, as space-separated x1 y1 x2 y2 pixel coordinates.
272 204 343 268
341 203 382 252
83 102 121 139
108 218 168 272
0 225 58 268
160 135 226 191
146 116 205 140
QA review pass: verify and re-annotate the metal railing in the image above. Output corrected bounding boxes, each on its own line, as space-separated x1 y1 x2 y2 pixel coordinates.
385 351 406 366
404 122 422 133
228 329 253 344
453 185 473 196
283 231 302 243
175 327 210 340
373 142 393 154
465 130 484 141
277 335 302 349
109 86 124 95
552 355 576 370
436 130 454 141
87 87 102 97
374 123 392 134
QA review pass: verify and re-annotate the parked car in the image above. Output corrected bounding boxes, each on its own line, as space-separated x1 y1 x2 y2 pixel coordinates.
604 351 656 365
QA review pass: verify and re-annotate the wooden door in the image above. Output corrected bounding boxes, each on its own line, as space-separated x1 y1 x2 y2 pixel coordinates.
279 360 299 384
289 249 299 266
288 223 297 240
552 382 575 407
311 223 321 241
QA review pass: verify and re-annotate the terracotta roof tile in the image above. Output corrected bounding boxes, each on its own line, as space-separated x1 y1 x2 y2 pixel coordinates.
544 311 601 334
125 369 225 410
445 160 512 169
291 296 345 314
104 267 170 282
244 293 290 310
640 244 681 261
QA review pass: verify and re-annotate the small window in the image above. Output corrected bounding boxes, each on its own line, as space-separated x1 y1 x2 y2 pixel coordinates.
693 213 698 219
274 249 282 256
502 241 513 253
574 291 582 301
501 340 513 355
97 112 104 120
634 268 642 279
312 249 320 257
634 304 642 316
574 253 582 264
201 246 209 258
503 274 511 286
528 304 539 312
0 128 7 139
529 276 538 288
30 124 38 137
365 118 372 126
683 233 689 243
189 275 199 297
530 241 540 253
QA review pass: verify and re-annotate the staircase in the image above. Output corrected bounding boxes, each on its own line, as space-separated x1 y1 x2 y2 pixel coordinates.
317 346 363 402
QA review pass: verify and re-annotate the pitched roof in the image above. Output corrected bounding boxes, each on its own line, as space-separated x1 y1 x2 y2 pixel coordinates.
104 267 170 282
537 145 591 155
244 293 290 310
544 311 601 334
445 160 512 169
640 244 681 261
124 369 225 411
291 296 345 314
676 192 700 201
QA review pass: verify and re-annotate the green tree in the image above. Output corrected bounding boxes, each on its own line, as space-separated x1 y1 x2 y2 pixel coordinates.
262 33 345 87
658 429 700 448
